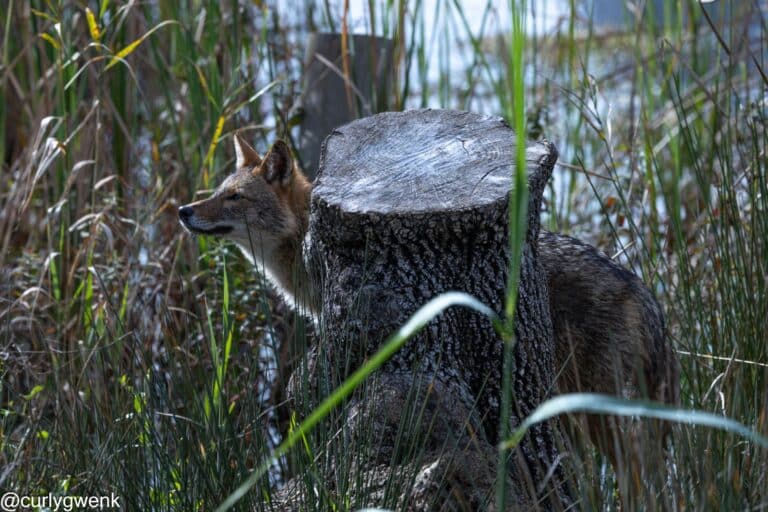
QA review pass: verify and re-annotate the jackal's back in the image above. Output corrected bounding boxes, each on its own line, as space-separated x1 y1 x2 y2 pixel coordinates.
538 230 679 407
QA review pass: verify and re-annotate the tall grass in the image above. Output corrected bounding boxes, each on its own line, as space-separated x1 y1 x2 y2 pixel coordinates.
2 0 766 510
496 0 529 509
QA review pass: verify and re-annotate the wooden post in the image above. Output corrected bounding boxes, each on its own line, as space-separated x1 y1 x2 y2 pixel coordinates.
282 109 567 509
296 33 393 179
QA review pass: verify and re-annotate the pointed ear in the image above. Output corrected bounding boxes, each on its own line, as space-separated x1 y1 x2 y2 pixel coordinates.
234 132 261 169
260 140 294 186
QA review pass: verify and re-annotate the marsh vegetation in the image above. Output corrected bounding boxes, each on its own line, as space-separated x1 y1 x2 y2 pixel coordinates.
1 1 766 509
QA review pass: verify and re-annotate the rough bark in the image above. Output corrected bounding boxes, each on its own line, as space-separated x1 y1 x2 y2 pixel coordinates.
287 109 568 509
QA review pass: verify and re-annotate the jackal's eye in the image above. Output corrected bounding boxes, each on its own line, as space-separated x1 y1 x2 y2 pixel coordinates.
226 192 242 201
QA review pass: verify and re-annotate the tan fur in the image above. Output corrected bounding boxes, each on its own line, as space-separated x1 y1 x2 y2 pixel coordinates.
178 136 315 312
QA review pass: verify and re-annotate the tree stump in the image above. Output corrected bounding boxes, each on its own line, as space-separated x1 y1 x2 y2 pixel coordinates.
295 109 567 509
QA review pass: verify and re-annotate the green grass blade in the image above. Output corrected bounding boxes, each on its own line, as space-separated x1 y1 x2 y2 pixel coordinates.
501 393 768 451
497 0 528 508
104 20 178 70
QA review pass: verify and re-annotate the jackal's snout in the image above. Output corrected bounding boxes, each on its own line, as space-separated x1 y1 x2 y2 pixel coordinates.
178 205 193 223
177 201 234 236
177 203 199 232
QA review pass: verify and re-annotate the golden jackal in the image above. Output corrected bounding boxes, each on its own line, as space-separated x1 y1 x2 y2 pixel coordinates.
179 133 679 464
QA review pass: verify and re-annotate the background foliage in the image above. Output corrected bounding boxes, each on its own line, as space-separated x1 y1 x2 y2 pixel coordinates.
1 0 766 509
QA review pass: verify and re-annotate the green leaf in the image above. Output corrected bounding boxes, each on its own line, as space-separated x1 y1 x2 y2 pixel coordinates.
39 32 60 50
133 393 143 414
104 20 177 71
85 7 101 42
203 115 226 181
24 385 45 400
500 393 768 451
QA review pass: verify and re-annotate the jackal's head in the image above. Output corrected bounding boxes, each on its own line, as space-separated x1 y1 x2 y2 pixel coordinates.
178 135 311 262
